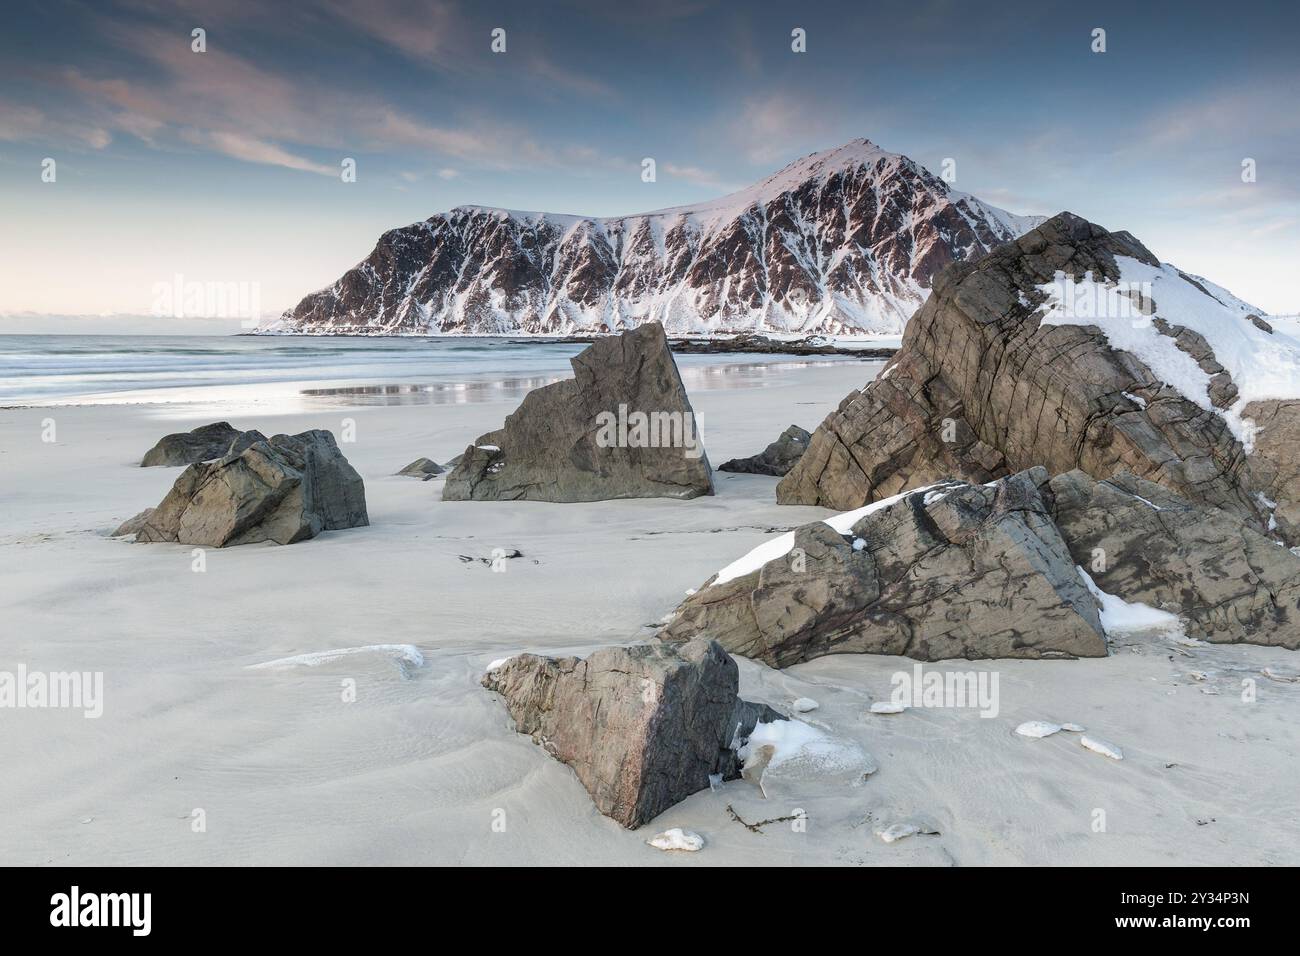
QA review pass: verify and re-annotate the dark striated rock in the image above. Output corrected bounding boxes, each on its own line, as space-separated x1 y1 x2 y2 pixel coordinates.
482 638 782 828
1047 469 1300 649
396 457 444 479
443 322 713 502
129 430 367 547
777 212 1293 546
140 422 266 467
719 425 812 477
261 139 1041 337
662 468 1107 665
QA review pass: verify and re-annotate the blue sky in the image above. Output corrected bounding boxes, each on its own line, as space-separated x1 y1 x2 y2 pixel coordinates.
1 0 1297 325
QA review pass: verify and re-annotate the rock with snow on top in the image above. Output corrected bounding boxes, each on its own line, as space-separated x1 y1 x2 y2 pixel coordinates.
777 212 1300 555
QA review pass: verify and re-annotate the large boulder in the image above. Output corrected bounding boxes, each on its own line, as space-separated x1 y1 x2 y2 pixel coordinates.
718 425 811 476
443 323 713 502
482 639 781 829
661 468 1108 665
1047 470 1300 649
777 213 1300 547
662 466 1300 665
129 430 368 547
140 422 265 467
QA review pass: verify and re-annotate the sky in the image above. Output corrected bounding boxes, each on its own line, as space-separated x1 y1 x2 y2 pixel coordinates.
1 0 1297 331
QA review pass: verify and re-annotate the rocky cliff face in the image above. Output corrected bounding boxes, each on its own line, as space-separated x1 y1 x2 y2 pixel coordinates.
777 212 1300 548
262 139 1042 336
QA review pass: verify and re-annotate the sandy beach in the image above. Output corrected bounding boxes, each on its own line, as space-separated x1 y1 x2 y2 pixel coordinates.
2 354 1298 867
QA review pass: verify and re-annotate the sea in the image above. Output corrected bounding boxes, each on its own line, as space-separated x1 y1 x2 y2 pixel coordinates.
0 334 879 411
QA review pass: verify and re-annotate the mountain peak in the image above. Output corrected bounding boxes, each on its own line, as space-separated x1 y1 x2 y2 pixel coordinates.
264 139 1046 337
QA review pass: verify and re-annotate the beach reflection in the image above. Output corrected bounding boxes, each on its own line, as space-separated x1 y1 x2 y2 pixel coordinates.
295 359 869 407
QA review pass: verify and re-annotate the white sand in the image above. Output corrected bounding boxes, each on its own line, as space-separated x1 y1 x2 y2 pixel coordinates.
2 360 1298 866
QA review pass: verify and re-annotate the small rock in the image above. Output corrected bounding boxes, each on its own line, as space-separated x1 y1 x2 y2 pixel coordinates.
396 457 444 478
647 828 704 852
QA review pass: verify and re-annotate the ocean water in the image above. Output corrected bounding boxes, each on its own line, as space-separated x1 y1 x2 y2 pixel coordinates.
0 334 871 409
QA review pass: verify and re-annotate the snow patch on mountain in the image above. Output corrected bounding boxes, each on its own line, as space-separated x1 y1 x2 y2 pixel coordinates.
264 138 1045 337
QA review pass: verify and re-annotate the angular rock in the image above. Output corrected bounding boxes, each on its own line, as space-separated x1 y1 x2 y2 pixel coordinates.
131 430 368 547
661 468 1107 665
443 322 713 502
481 638 781 828
718 425 811 477
1046 469 1300 649
396 457 444 479
111 509 154 537
140 422 266 467
777 212 1298 547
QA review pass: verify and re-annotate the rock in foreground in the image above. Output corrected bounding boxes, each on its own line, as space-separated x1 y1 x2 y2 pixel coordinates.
777 212 1300 547
443 322 713 502
664 466 1300 664
662 468 1106 665
482 639 781 828
718 425 811 477
140 421 266 467
129 430 368 547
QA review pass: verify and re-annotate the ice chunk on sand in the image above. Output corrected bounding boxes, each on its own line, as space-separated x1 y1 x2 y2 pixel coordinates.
876 820 940 844
1015 720 1061 738
870 702 905 714
648 828 704 852
1061 722 1086 733
739 718 863 774
248 644 424 670
1081 735 1124 760
792 697 819 713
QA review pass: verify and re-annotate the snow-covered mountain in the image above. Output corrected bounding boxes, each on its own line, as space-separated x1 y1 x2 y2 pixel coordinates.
261 139 1045 336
